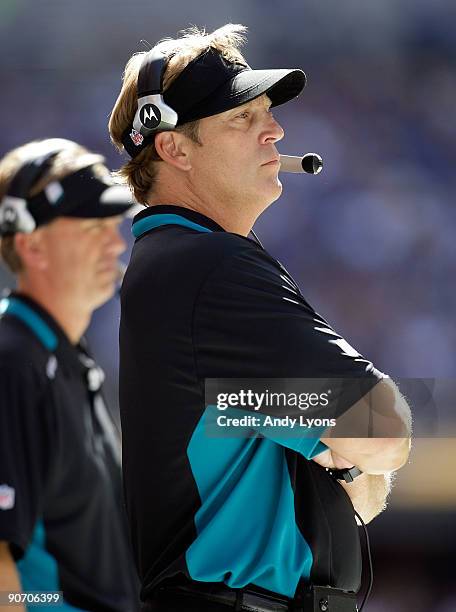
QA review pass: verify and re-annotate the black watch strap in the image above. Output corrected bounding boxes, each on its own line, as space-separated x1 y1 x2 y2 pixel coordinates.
326 466 363 483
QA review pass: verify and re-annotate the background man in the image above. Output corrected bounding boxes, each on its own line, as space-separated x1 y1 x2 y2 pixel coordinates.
109 24 411 612
0 138 139 611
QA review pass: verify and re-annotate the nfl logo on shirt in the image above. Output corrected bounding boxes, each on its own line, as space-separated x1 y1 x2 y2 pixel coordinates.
0 484 15 510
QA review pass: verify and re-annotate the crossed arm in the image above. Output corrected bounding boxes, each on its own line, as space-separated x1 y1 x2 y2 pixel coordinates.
312 446 395 524
313 378 412 523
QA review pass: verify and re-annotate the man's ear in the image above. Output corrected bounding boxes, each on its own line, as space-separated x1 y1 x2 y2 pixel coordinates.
14 230 49 272
154 131 192 171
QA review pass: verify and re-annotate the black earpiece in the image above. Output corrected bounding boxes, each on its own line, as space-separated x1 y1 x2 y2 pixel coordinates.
132 49 178 138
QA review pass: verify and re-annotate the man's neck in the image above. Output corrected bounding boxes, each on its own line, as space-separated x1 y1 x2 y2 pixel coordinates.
148 182 258 237
16 280 91 344
150 199 258 237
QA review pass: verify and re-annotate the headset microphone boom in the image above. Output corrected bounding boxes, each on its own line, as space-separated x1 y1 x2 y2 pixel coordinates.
279 153 323 175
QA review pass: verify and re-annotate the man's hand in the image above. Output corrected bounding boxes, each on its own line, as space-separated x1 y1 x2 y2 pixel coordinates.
312 449 393 524
339 472 393 524
321 378 412 474
312 447 354 471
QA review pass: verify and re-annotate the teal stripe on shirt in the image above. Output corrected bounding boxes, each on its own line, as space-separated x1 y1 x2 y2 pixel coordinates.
186 406 317 598
132 214 213 238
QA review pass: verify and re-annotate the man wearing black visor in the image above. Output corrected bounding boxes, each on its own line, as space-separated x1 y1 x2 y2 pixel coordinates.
109 24 411 612
0 138 139 611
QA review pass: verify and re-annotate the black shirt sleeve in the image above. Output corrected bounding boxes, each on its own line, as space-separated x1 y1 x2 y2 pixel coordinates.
0 359 53 558
194 242 384 455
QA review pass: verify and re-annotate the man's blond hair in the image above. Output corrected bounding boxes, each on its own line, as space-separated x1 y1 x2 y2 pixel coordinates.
109 24 248 204
0 139 103 274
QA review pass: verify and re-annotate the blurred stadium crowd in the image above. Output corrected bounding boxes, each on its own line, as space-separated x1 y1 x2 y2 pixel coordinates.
1 1 455 610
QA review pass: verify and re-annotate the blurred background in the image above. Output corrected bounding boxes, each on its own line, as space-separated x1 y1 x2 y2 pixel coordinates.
1 1 455 609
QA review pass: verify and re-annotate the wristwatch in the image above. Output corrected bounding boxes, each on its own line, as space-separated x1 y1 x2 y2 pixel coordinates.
326 466 363 483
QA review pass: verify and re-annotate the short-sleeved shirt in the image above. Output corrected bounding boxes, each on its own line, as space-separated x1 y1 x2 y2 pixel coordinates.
0 293 139 612
119 205 384 601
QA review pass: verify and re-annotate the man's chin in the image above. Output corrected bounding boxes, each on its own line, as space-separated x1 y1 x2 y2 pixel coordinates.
265 180 283 205
90 283 117 310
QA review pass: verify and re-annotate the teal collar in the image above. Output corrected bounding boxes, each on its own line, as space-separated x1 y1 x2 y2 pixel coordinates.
131 205 226 240
132 213 213 239
0 296 58 351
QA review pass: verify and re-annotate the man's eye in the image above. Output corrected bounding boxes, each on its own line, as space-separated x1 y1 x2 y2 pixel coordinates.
236 112 249 119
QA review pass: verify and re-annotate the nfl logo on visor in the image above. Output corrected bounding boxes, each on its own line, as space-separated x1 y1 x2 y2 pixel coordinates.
141 104 161 129
130 129 144 147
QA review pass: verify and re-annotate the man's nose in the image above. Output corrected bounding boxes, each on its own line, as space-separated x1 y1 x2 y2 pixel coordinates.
261 115 285 145
105 224 127 256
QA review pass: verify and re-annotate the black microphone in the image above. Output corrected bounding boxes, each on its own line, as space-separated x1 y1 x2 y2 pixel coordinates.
279 153 323 175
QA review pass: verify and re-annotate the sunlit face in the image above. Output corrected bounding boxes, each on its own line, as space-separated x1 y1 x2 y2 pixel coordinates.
187 94 285 215
38 216 126 310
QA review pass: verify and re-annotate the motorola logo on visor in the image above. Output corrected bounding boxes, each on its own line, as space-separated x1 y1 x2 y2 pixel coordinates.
140 104 161 129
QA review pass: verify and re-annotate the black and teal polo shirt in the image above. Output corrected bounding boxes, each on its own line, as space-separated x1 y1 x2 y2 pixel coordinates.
119 204 384 602
0 293 139 611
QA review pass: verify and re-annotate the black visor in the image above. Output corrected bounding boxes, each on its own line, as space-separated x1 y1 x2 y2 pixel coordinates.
0 165 134 236
167 48 306 124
